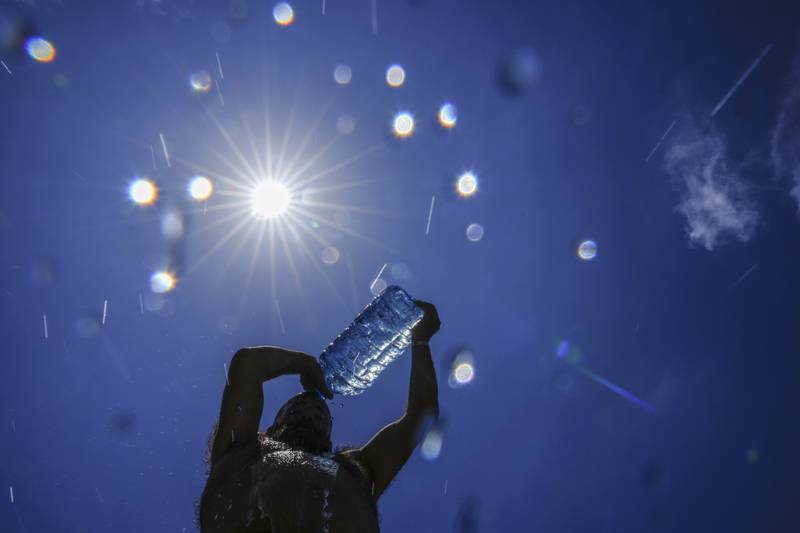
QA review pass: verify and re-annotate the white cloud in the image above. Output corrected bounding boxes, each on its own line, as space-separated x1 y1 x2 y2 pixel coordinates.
663 121 759 250
770 63 800 213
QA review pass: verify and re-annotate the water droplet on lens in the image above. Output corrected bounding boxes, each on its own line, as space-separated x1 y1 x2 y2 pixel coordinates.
466 223 484 242
497 47 543 96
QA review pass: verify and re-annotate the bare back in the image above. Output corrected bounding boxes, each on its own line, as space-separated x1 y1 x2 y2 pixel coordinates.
201 436 379 533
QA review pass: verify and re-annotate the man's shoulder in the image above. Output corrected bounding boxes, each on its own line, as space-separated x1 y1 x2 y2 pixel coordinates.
205 439 260 488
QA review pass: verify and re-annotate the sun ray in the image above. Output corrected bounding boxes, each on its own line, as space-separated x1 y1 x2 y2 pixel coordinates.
268 218 278 300
181 139 256 190
290 143 384 190
285 219 349 308
275 88 302 179
263 84 275 178
300 199 395 217
186 202 252 236
242 112 267 182
167 84 395 312
281 94 338 181
213 220 261 290
204 109 263 185
288 207 396 254
185 216 252 277
238 220 269 313
299 177 389 195
285 133 342 187
276 218 312 327
169 155 253 195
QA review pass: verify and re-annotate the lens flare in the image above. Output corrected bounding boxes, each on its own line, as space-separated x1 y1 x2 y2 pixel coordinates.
129 179 157 206
150 271 176 294
321 246 340 265
456 172 478 197
556 340 570 358
273 2 295 25
189 70 213 93
438 103 457 128
161 210 184 239
392 112 415 138
466 223 484 242
454 363 474 384
188 176 213 201
386 64 405 87
333 64 352 85
251 181 291 219
449 349 476 389
144 293 165 312
577 240 597 260
337 114 356 134
421 428 443 460
25 37 55 63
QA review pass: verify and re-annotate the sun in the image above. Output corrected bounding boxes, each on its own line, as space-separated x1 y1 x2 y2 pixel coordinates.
251 180 291 220
165 88 392 318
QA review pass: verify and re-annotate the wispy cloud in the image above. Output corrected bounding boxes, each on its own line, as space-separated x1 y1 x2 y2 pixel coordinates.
663 120 759 250
770 58 800 213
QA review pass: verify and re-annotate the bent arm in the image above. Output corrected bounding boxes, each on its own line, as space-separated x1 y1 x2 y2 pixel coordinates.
349 341 439 499
209 346 312 466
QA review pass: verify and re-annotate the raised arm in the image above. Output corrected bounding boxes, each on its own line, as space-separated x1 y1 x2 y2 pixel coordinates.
209 346 332 466
345 301 441 500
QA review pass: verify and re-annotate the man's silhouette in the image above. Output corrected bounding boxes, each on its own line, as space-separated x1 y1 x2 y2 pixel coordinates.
199 301 440 532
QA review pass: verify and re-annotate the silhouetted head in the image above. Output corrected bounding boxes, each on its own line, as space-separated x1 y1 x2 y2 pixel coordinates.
265 391 333 454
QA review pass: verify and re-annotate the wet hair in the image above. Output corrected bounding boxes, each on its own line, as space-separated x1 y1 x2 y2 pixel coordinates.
265 391 333 454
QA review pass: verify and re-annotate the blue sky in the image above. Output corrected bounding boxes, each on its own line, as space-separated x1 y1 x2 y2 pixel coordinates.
1 1 799 532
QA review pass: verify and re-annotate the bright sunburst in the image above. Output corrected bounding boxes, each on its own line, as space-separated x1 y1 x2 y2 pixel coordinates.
165 86 391 316
251 180 291 219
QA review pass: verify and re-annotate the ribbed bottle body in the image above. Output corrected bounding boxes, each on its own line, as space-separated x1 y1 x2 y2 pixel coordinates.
320 286 423 396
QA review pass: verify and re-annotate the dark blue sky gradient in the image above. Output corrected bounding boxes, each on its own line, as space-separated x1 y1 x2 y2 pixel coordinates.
1 1 799 532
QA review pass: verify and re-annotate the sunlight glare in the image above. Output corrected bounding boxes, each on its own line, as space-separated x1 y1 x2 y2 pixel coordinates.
466 223 484 242
386 64 405 87
577 240 598 261
129 178 157 206
25 37 55 63
456 172 478 197
189 70 213 93
150 271 176 294
453 362 475 384
273 2 295 25
393 112 415 138
438 103 457 128
188 176 213 201
251 181 291 220
421 429 443 460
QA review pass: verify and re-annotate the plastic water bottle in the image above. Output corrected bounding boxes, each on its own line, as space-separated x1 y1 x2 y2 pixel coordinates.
319 285 424 396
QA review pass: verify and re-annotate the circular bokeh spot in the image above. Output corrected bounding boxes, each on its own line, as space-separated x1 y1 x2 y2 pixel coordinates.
273 2 295 25
577 240 597 261
438 103 457 128
386 64 405 87
189 70 212 93
321 246 340 265
466 223 484 242
150 271 176 294
25 37 55 63
188 176 213 201
456 172 478 197
392 112 415 138
333 64 352 85
129 179 157 206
